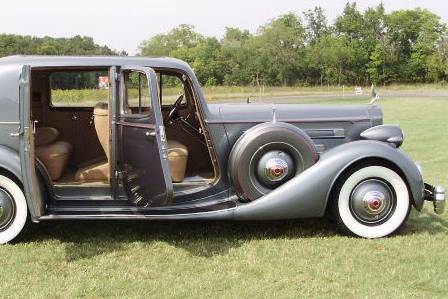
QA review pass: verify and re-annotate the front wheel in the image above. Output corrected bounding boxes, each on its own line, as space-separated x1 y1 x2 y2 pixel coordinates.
332 166 411 239
0 175 28 244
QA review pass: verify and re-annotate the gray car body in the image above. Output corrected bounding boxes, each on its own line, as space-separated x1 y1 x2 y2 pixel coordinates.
0 56 425 222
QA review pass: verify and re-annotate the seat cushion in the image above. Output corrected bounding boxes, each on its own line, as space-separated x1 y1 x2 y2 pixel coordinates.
35 141 72 181
35 127 59 147
167 140 188 182
75 161 109 183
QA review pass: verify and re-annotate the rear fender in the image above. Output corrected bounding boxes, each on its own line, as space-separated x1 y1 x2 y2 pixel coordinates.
0 146 22 183
0 145 46 221
232 140 424 220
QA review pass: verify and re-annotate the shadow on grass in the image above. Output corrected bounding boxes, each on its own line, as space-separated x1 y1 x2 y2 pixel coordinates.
19 218 336 261
402 209 448 235
16 210 447 261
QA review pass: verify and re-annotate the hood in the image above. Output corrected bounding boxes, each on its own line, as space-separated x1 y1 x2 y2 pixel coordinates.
209 103 382 125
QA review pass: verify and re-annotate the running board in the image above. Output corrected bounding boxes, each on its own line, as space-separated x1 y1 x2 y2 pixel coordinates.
38 208 236 221
40 200 237 221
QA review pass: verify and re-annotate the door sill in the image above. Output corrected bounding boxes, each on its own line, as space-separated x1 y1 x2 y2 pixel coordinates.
41 200 237 220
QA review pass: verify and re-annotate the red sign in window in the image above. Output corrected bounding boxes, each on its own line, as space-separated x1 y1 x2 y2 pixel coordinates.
98 76 109 89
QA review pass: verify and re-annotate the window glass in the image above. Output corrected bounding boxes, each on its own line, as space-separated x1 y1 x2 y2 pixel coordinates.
50 70 109 107
160 74 186 106
122 71 152 115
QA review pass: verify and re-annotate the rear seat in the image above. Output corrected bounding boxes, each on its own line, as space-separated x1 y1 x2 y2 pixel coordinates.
35 127 72 181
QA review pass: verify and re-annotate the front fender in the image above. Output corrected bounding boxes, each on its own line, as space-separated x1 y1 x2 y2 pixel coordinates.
232 140 424 220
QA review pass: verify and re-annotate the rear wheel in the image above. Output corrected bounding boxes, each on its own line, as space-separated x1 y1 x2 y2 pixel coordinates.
332 165 411 238
0 175 28 244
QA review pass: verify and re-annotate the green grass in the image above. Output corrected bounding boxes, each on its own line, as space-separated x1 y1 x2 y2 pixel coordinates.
1 95 448 298
202 83 448 101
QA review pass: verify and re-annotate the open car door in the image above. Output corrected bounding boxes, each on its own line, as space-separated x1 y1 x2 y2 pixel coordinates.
19 65 45 219
115 66 173 207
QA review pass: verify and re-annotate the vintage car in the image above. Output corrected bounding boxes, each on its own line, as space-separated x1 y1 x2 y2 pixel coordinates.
0 55 444 243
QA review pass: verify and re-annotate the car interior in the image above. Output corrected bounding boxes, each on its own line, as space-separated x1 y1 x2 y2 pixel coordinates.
30 67 216 199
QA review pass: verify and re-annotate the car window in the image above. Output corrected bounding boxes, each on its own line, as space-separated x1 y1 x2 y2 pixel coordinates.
121 71 152 115
160 74 186 106
50 70 109 107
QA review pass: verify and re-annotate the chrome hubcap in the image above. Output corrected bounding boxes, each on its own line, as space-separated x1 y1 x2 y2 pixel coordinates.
265 158 289 182
256 150 294 188
350 179 396 225
0 188 15 231
364 191 386 214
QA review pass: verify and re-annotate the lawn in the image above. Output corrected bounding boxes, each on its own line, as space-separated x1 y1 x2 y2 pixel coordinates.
1 95 448 298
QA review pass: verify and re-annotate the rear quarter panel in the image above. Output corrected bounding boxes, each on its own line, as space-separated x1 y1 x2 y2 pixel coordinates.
0 64 21 151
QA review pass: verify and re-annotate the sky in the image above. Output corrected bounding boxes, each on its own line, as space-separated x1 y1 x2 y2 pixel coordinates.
0 0 447 55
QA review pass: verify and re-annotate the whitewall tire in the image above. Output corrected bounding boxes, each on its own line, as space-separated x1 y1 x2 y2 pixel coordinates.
0 175 28 244
333 166 410 239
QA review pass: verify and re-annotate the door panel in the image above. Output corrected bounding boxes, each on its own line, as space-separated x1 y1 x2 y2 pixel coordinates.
116 67 173 206
19 65 45 218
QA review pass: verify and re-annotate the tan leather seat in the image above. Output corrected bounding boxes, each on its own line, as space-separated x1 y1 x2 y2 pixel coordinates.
75 102 189 183
167 140 188 183
35 127 72 181
35 127 59 147
75 102 110 182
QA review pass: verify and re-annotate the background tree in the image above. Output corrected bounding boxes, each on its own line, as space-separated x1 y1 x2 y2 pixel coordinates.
138 24 204 56
303 6 329 44
0 34 115 57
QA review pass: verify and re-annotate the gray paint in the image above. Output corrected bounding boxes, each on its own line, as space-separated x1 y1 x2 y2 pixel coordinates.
0 64 22 151
18 65 45 219
0 145 21 181
360 124 404 147
233 140 425 220
0 55 429 222
212 103 382 155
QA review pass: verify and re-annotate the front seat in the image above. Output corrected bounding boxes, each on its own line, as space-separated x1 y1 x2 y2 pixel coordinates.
75 102 110 182
35 127 72 181
75 102 189 183
167 140 188 183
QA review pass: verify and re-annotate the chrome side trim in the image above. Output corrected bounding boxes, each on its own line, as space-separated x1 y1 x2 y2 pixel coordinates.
306 128 346 139
0 121 20 125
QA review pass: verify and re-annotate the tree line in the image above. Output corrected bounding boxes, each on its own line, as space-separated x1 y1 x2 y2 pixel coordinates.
0 35 118 57
139 3 448 86
1 2 447 86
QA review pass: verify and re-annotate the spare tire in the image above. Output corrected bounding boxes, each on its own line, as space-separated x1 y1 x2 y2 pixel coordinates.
228 122 318 202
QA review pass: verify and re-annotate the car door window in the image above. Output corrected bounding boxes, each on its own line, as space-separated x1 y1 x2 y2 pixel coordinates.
121 71 152 116
159 74 186 107
50 70 109 107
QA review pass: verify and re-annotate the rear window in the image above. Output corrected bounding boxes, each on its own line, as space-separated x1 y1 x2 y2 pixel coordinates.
50 70 109 107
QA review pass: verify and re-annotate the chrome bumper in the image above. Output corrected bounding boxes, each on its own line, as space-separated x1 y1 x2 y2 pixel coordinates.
424 184 445 215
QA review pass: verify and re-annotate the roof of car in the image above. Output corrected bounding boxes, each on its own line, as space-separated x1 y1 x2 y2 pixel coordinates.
0 55 191 71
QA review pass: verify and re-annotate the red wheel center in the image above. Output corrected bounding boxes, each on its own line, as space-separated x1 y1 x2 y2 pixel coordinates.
271 167 284 177
368 198 382 210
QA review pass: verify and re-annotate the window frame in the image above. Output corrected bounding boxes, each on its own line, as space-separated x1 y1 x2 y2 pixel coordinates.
120 70 153 118
157 72 188 108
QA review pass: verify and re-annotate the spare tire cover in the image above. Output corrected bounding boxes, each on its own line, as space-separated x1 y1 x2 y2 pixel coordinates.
228 122 318 201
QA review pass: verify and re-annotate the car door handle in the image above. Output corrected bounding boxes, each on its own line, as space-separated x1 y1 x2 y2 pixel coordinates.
145 131 156 137
10 126 22 137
